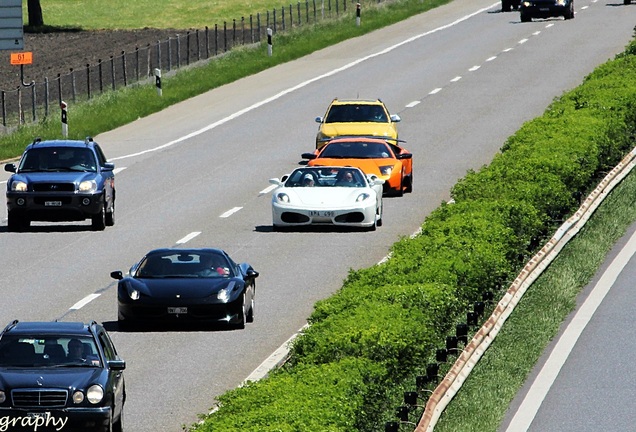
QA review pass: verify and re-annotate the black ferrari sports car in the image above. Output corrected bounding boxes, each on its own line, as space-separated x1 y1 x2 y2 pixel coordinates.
110 248 259 330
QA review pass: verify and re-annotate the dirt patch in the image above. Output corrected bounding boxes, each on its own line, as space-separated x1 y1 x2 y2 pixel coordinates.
0 29 190 92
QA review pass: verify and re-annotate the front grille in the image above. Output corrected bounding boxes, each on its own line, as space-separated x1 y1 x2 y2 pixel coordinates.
32 183 75 192
12 389 68 407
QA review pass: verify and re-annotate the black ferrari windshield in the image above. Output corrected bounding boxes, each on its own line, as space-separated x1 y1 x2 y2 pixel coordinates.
136 251 234 278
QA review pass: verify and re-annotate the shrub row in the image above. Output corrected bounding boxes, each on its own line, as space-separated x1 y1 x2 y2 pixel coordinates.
190 36 636 432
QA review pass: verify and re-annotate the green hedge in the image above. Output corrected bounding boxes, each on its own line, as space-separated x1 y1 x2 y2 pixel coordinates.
190 35 636 432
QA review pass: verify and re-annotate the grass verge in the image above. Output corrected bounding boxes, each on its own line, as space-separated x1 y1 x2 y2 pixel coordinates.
1 0 451 160
431 165 636 431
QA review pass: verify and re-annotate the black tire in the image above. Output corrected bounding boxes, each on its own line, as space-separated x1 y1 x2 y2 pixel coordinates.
520 12 531 22
233 294 246 329
376 200 383 227
502 0 511 11
246 292 255 323
564 3 574 19
7 210 24 232
105 200 115 226
405 174 413 193
624 0 631 5
113 407 123 432
92 205 106 231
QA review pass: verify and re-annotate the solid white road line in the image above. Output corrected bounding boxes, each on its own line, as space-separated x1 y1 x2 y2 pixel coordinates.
505 229 636 431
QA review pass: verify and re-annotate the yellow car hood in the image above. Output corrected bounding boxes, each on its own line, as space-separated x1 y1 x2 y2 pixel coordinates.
320 123 398 139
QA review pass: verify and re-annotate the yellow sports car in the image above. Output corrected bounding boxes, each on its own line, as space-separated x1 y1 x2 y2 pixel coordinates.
314 98 401 149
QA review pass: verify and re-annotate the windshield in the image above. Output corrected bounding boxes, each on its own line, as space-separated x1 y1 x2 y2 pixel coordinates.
135 251 235 278
284 167 366 188
18 147 97 173
325 104 389 123
0 335 101 368
320 142 392 159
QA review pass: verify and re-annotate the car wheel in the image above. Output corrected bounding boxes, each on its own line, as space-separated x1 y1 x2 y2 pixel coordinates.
564 3 574 18
246 292 255 323
502 0 511 11
376 202 383 227
92 205 106 231
405 174 413 193
520 12 531 22
625 0 631 4
7 210 25 232
113 407 123 432
394 172 404 197
105 200 115 226
233 294 246 329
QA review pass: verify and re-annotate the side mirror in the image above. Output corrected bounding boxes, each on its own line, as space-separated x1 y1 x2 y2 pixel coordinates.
390 114 401 123
315 116 323 123
102 162 115 171
269 178 283 186
4 163 16 173
301 153 316 160
110 271 123 280
396 153 412 160
107 359 126 371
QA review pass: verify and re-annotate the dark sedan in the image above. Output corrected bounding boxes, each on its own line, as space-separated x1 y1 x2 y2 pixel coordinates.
111 248 259 330
0 321 125 432
520 0 574 21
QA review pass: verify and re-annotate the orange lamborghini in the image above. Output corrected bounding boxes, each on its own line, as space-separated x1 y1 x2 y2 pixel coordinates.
302 137 412 196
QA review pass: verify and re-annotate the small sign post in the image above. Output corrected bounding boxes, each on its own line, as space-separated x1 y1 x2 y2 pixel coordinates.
154 68 162 96
10 51 34 87
60 101 68 138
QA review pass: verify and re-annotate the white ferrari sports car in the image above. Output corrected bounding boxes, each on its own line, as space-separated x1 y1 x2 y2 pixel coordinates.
269 166 384 231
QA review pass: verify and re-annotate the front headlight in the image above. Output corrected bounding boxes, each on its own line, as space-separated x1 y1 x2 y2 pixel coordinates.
217 281 236 302
86 385 104 404
0 390 5 403
522 1 531 6
125 282 140 300
79 179 98 193
11 181 27 192
276 193 290 203
72 391 85 404
379 165 393 176
556 0 566 4
356 193 370 202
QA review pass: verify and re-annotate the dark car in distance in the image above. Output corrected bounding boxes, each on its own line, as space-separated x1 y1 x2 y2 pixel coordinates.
111 248 259 330
0 320 126 432
520 0 574 21
4 137 116 232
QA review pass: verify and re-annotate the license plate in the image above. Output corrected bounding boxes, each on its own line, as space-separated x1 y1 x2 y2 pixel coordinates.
168 307 187 314
539 7 549 10
44 201 62 207
309 210 334 217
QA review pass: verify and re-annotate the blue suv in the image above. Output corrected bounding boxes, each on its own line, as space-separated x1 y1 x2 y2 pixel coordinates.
0 320 126 432
4 137 116 231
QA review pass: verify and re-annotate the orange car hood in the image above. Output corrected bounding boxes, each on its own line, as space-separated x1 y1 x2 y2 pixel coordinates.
320 123 398 139
309 157 396 177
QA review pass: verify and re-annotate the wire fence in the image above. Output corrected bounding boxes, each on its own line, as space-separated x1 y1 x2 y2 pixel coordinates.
0 0 381 133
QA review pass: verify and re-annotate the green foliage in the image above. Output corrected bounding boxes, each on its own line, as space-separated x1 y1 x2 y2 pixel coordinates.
193 358 387 432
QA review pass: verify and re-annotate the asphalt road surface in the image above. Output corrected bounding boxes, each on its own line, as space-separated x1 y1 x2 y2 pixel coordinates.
2 0 636 430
